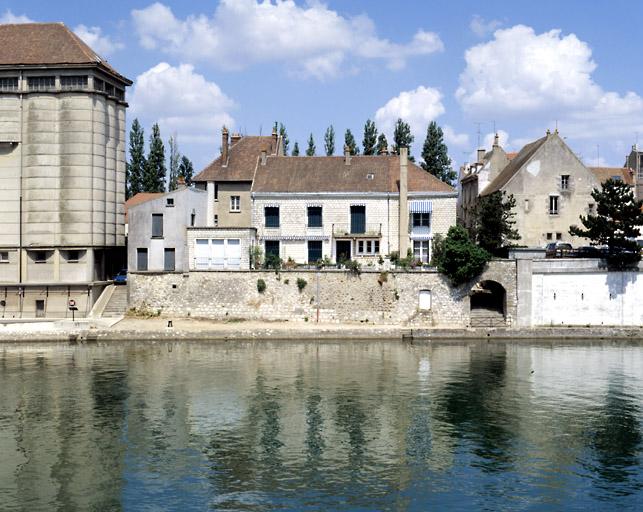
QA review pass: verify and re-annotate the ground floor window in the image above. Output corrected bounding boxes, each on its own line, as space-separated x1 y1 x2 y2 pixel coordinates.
308 241 322 263
137 248 148 271
356 239 380 255
265 240 280 258
164 248 175 271
413 240 430 263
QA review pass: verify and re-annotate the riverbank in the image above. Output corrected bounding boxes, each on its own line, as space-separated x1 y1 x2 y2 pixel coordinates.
0 317 642 342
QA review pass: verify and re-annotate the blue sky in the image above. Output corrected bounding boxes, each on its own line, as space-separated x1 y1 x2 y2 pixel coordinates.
3 0 643 171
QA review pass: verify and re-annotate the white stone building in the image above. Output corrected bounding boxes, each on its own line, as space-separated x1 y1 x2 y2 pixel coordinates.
0 23 131 317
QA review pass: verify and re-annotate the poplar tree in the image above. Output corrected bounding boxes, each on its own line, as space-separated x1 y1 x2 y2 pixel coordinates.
376 133 389 155
392 118 414 158
168 135 180 191
324 125 335 156
178 155 194 186
473 191 520 256
292 141 300 156
279 123 289 155
362 119 378 155
143 123 166 192
344 129 359 155
126 118 145 198
421 121 457 183
306 133 316 156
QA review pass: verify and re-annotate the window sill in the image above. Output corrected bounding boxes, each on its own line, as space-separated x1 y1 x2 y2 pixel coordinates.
229 210 241 213
151 236 164 240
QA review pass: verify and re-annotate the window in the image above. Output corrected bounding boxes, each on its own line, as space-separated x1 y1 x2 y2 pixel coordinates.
350 205 366 234
152 214 163 238
190 212 196 226
412 213 430 227
65 250 80 262
367 173 375 180
265 240 280 258
264 206 280 228
307 206 322 228
418 290 432 311
115 89 125 101
33 251 48 263
556 233 562 241
524 199 530 212
137 248 148 271
27 76 55 91
105 83 115 96
549 195 559 215
214 214 219 226
308 241 322 263
230 196 240 212
35 300 45 318
166 198 174 207
0 77 18 92
164 248 175 271
60 75 88 90
546 233 553 240
356 239 379 255
0 251 8 263
214 183 219 200
413 241 430 263
94 78 104 91
560 175 570 190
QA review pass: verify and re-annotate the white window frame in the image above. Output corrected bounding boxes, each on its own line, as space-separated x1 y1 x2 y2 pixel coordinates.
355 239 380 255
560 175 570 190
413 240 431 263
230 196 240 212
0 251 9 263
549 195 559 215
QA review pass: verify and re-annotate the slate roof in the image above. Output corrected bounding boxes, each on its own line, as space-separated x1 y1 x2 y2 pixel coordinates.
480 136 548 196
252 155 455 194
0 23 131 84
194 136 277 182
589 167 635 186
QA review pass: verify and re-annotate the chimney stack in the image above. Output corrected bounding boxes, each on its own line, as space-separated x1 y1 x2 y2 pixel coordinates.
261 149 267 166
477 148 486 163
272 125 278 150
344 145 351 165
221 126 229 166
231 132 242 145
493 133 499 148
398 147 409 258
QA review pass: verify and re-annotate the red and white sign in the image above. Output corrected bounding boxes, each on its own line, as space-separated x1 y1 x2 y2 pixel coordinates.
68 299 76 308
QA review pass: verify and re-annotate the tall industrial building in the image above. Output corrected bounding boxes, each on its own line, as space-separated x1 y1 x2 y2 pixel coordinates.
0 23 131 318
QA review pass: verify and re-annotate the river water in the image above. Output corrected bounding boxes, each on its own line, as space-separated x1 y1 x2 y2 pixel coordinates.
0 340 641 511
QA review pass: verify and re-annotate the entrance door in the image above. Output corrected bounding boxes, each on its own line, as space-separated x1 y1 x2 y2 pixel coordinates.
336 240 351 262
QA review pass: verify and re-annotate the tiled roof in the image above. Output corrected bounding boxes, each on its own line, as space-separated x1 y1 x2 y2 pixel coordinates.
480 136 548 196
589 167 635 186
194 136 276 182
252 155 455 194
0 23 131 84
506 152 518 160
124 193 164 222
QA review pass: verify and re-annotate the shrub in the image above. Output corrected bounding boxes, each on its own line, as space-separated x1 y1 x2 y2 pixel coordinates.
263 253 282 270
296 278 307 291
344 259 361 275
378 271 388 286
433 225 490 286
257 278 266 293
250 245 263 269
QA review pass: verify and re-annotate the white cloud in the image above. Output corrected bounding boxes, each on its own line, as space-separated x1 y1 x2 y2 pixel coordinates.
129 62 235 145
443 125 470 149
375 86 445 140
74 25 124 57
0 9 34 23
131 1 443 79
470 15 502 38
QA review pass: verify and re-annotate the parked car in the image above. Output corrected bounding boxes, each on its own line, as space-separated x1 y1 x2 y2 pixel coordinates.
545 242 573 258
575 246 602 258
113 269 128 284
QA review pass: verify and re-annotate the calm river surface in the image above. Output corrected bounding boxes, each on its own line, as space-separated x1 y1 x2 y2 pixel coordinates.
0 340 642 511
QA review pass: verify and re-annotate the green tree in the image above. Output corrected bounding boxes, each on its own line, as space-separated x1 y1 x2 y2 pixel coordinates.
278 123 289 155
168 134 180 191
473 191 520 256
324 125 335 156
126 118 145 198
392 118 414 159
306 133 316 156
178 155 194 186
376 133 388 155
433 226 490 286
344 129 359 155
570 178 643 268
292 141 300 156
143 123 166 192
421 121 457 183
362 119 378 155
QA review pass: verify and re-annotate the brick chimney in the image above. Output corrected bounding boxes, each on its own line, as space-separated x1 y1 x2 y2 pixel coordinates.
398 147 409 257
260 149 267 166
272 125 278 151
231 132 242 145
344 145 351 165
221 126 229 166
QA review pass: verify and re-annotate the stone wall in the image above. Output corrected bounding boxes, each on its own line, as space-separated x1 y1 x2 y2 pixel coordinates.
128 260 516 326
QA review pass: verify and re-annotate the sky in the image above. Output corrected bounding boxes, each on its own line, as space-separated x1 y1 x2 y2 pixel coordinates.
3 0 643 171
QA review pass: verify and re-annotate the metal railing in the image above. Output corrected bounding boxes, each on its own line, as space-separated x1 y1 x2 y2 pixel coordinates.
332 223 382 237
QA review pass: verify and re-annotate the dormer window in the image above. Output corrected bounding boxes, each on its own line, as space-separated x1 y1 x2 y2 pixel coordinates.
367 173 374 180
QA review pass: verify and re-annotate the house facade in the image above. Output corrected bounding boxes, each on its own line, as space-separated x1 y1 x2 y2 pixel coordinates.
0 23 131 318
624 145 643 201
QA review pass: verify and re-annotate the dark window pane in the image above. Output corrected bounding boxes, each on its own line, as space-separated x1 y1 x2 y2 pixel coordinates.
137 248 148 271
164 248 175 271
152 214 163 237
265 207 280 228
308 241 322 263
350 205 365 234
307 206 322 227
265 240 280 257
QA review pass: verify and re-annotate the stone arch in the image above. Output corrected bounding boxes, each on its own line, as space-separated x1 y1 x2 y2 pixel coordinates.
470 280 506 326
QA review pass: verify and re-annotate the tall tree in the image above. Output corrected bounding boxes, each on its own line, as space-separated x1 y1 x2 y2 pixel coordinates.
392 118 414 159
324 125 335 156
143 123 166 193
473 191 520 256
306 133 316 156
278 123 289 155
344 129 359 155
376 133 389 155
432 226 490 286
168 134 180 191
421 121 457 183
570 178 643 268
178 155 194 186
292 141 300 156
362 119 378 155
126 118 145 198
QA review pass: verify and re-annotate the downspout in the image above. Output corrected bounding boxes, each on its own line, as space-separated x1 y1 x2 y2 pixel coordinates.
18 70 23 285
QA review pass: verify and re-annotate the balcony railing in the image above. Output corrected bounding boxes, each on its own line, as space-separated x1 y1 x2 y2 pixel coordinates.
332 223 382 237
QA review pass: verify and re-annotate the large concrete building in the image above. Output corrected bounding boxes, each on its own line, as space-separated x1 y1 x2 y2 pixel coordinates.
0 23 131 318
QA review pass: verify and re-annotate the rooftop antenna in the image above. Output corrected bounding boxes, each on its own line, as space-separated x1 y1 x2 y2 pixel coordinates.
596 144 600 167
474 122 483 148
259 124 262 136
492 120 496 134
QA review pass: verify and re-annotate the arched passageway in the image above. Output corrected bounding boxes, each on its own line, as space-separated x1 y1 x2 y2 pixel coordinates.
470 280 506 326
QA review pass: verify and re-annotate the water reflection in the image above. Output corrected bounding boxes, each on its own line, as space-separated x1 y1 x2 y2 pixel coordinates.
0 341 641 511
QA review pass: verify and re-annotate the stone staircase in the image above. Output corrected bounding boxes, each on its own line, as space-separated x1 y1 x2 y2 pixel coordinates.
469 308 506 327
102 286 128 318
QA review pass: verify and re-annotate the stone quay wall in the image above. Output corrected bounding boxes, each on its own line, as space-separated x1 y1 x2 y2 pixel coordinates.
128 260 517 327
